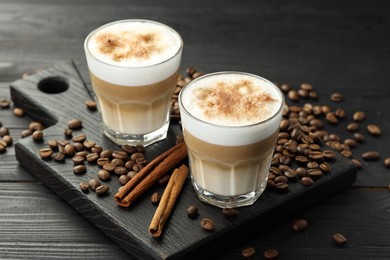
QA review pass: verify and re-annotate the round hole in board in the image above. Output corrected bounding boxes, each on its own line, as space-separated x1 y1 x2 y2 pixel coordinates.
38 76 69 94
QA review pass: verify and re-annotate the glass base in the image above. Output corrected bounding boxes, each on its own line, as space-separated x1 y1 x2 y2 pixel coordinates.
103 121 169 147
191 176 265 209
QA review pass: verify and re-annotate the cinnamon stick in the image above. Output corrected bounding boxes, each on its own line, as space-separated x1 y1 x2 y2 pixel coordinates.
148 164 188 237
114 142 187 207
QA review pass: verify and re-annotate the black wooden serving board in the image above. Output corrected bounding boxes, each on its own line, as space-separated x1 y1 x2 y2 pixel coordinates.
11 62 357 260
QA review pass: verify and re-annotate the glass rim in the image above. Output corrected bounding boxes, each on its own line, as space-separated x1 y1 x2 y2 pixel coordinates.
84 19 183 69
179 71 285 129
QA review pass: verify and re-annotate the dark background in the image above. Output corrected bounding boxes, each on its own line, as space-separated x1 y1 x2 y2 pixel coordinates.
1 0 390 259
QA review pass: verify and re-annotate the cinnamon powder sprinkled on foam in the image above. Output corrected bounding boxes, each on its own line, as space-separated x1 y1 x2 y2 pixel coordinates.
96 31 162 62
195 79 278 124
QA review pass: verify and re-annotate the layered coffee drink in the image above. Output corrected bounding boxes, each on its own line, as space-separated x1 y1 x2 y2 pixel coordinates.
84 20 183 146
179 72 284 208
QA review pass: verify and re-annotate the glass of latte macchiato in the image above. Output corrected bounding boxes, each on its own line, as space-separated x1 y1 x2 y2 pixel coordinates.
84 20 183 146
179 72 284 208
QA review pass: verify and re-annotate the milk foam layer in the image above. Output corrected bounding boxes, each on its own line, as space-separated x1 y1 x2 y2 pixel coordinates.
179 72 284 146
84 20 182 86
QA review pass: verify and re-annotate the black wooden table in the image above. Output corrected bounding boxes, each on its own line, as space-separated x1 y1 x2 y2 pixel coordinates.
1 0 390 259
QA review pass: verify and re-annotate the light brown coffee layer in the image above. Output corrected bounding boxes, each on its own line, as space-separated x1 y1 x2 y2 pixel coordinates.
90 71 178 134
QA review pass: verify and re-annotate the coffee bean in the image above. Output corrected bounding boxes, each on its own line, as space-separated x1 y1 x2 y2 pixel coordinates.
97 157 110 166
275 175 288 184
334 108 346 119
121 144 138 154
73 165 86 175
79 181 90 192
222 208 239 217
97 169 111 181
347 122 359 132
344 138 357 148
119 174 130 185
333 233 347 245
186 205 199 218
73 142 84 151
322 150 336 160
21 129 32 138
72 134 87 143
0 126 9 137
0 98 11 108
39 148 53 159
72 156 85 165
288 90 299 102
301 176 314 186
95 185 109 196
114 166 128 176
102 162 116 172
63 128 73 137
319 162 331 173
86 153 99 163
367 124 381 136
47 139 58 149
13 107 25 117
151 192 161 205
75 151 88 158
330 92 343 102
362 151 380 161
384 158 390 168
53 152 65 162
241 247 256 258
64 144 75 156
264 248 279 259
352 159 363 169
100 149 113 158
84 100 97 110
68 119 82 130
353 111 365 122
88 179 101 191
340 150 352 158
112 150 128 160
307 168 323 178
292 218 308 232
353 132 365 143
275 182 289 191
280 84 290 93
29 121 45 131
200 218 215 232
83 140 96 150
326 112 338 124
91 145 102 154
158 174 170 186
296 167 307 178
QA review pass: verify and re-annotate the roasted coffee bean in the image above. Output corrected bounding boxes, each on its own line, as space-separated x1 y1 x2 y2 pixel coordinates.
97 169 111 181
133 163 144 172
241 247 256 258
64 144 75 156
296 167 307 178
340 150 352 158
367 124 381 136
275 182 289 191
73 142 84 151
344 138 357 148
97 157 110 166
353 132 365 143
301 176 314 186
151 192 161 205
112 150 128 160
53 152 65 162
334 108 346 118
284 168 297 180
39 148 53 159
119 174 130 185
102 162 116 172
352 159 363 169
72 134 87 143
47 139 58 149
128 171 138 179
63 128 73 137
13 107 25 117
326 112 338 124
309 90 318 99
31 130 43 141
384 158 390 168
57 140 69 147
288 90 299 101
280 84 290 93
308 151 324 161
86 153 99 163
84 100 97 110
353 111 365 122
72 156 85 165
0 98 11 108
29 121 45 131
91 145 102 154
264 248 279 259
333 233 347 245
307 161 319 169
347 122 359 132
114 166 128 176
292 218 308 232
79 182 90 192
200 218 215 232
307 168 323 178
110 158 124 167
68 119 82 130
88 179 101 191
21 129 32 138
100 149 113 158
121 144 138 154
75 151 88 158
275 175 288 183
125 160 136 170
130 152 144 161
73 165 86 175
95 185 109 196
330 92 343 102
362 151 380 161
319 162 331 173
83 140 96 150
0 126 9 137
222 208 239 217
295 155 309 164
135 145 145 153
158 174 170 186
266 179 275 189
